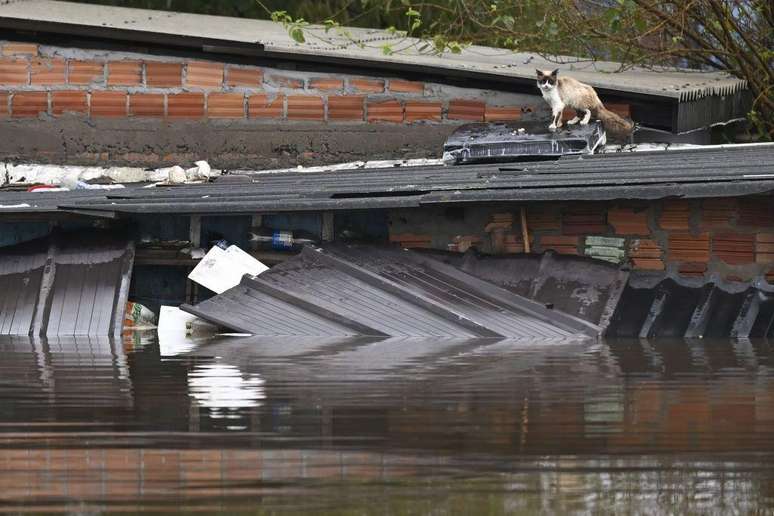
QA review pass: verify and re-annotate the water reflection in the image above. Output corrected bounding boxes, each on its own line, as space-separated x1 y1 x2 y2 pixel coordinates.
0 334 773 513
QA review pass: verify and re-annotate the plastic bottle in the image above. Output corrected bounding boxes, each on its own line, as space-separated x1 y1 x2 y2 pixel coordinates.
249 227 316 251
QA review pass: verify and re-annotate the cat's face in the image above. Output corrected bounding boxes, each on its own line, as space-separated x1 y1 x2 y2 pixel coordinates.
536 69 558 92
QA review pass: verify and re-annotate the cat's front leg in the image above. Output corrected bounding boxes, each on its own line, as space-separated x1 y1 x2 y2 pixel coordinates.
549 106 563 131
579 109 591 125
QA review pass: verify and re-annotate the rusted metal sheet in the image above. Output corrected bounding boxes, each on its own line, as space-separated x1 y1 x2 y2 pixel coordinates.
0 233 134 336
182 245 600 340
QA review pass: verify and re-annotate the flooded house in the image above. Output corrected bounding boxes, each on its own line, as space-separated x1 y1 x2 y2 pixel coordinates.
0 0 771 340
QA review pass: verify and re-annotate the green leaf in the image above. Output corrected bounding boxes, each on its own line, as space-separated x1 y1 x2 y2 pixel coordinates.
382 44 393 55
406 8 420 17
290 26 305 43
411 18 422 31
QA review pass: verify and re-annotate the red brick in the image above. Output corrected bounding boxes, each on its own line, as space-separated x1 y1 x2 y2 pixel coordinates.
668 232 710 262
405 101 442 122
479 98 510 116
248 94 283 118
678 262 707 277
0 92 8 117
208 92 244 118
146 62 182 87
68 60 104 85
713 233 754 264
90 91 127 117
631 258 665 271
12 91 47 117
350 78 384 93
186 61 223 89
739 198 774 227
609 207 650 235
0 58 28 85
51 91 87 115
367 99 403 123
562 205 608 235
167 92 205 119
526 206 561 230
107 61 142 86
129 93 164 117
448 99 485 121
538 235 579 255
659 200 692 230
328 95 364 121
30 58 66 85
630 242 665 269
226 66 262 88
388 80 423 94
629 239 663 259
310 78 343 91
2 43 38 56
701 198 737 228
287 95 324 120
755 233 774 264
265 75 303 89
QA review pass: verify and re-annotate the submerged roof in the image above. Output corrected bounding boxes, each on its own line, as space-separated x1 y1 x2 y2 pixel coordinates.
0 233 133 336
0 0 746 104
182 245 599 340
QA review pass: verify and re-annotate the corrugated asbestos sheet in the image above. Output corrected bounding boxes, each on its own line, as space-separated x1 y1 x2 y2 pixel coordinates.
181 245 600 340
0 233 134 336
40 144 773 216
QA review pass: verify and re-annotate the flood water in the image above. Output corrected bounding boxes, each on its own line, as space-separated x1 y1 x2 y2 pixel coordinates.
2 334 774 514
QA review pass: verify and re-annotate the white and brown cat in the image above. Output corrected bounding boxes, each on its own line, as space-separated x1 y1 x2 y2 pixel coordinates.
536 69 634 139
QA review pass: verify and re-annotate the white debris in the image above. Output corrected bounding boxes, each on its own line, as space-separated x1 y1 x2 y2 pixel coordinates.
157 306 206 356
233 157 446 176
167 165 188 184
1 160 220 186
188 245 269 294
0 203 31 208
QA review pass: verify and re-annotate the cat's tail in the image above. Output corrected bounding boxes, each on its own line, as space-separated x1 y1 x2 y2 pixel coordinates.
593 106 635 141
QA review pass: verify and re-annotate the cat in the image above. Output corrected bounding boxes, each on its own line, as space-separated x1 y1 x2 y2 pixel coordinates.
536 69 634 140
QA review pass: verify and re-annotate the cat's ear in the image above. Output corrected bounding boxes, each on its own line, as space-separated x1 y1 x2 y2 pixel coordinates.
551 69 559 77
535 69 543 77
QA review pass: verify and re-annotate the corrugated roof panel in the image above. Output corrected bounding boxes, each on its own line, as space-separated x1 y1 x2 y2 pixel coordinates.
182 246 598 340
0 234 134 336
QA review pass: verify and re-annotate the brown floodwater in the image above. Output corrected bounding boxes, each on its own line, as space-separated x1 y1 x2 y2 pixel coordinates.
1 333 774 514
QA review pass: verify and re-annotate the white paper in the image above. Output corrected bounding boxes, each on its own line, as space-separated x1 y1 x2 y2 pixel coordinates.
188 245 269 294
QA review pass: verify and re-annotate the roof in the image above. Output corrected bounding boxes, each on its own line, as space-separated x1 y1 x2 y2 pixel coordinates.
181 244 599 339
0 232 134 336
0 1 747 106
1 143 768 217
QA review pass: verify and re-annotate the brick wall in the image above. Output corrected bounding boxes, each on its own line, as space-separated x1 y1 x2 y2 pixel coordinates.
0 40 542 124
389 196 774 282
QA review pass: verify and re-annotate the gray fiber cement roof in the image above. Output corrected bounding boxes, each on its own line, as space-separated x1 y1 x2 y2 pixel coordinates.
181 244 599 340
0 0 747 102
24 143 771 217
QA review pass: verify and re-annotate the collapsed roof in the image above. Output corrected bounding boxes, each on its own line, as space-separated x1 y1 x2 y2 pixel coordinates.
181 244 599 340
